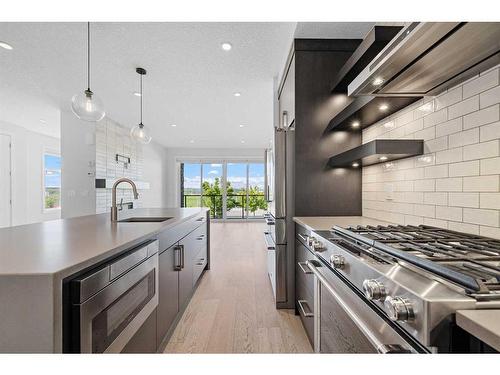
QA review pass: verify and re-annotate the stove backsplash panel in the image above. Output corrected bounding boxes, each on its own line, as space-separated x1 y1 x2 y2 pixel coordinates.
362 64 500 239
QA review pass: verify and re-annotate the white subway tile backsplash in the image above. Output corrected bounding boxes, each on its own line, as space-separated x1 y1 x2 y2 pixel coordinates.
480 193 500 210
424 192 448 206
463 104 499 129
463 208 499 227
448 95 479 119
463 175 499 192
436 206 462 221
480 225 500 239
435 86 462 110
479 121 500 142
449 160 480 177
448 221 479 235
436 177 462 192
449 192 479 208
435 147 463 165
480 157 500 175
480 85 500 109
423 108 447 128
425 136 448 153
424 164 448 179
463 69 499 98
435 118 463 138
414 179 435 192
448 128 479 148
463 140 499 161
362 65 500 238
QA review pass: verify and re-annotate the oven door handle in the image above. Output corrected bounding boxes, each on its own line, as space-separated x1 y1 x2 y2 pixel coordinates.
306 260 411 354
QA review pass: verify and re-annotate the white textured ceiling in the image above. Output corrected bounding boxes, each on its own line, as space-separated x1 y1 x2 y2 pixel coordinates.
0 22 375 148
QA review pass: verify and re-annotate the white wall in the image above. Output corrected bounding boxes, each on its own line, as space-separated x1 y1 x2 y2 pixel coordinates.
60 111 96 219
164 147 266 207
0 120 60 226
362 64 500 239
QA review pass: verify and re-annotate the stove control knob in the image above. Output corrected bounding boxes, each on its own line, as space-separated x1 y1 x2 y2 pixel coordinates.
330 254 345 269
384 296 415 322
362 279 387 301
311 239 324 252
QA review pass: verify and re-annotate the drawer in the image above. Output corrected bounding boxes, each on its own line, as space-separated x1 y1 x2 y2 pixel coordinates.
158 213 207 252
192 245 207 285
295 239 316 345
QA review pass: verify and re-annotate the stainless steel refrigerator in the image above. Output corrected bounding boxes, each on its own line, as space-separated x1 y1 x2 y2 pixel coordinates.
264 120 295 309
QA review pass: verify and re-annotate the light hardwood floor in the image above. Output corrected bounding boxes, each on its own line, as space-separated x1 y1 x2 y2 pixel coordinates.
164 221 313 353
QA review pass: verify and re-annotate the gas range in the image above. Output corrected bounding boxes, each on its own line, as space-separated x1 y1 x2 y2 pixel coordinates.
307 224 500 351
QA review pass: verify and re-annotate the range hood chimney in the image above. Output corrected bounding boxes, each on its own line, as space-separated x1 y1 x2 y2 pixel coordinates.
348 22 500 97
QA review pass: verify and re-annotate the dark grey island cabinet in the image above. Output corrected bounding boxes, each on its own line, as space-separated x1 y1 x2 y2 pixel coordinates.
124 210 210 353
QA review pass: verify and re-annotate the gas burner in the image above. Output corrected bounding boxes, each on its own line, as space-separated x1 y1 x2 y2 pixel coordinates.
333 224 500 294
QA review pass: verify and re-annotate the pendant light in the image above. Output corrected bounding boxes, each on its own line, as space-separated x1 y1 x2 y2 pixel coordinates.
71 22 105 122
130 67 152 144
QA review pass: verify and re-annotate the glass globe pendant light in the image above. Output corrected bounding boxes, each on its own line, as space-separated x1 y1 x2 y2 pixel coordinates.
130 67 152 144
71 22 105 122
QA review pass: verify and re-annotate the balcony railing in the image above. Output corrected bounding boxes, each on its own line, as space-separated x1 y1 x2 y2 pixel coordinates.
182 193 267 219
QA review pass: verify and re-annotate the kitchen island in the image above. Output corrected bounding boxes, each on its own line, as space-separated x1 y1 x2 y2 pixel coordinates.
0 207 209 353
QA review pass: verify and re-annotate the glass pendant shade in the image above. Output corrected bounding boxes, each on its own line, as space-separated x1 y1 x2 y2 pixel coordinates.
130 123 152 144
71 89 105 122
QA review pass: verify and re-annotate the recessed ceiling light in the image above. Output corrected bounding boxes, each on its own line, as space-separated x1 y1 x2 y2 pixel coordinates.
240 140 245 144
39 119 47 124
171 124 177 127
0 41 13 50
352 162 359 168
221 42 232 51
379 156 388 161
239 124 244 128
379 103 389 111
372 77 384 86
351 121 360 128
133 92 141 97
189 140 194 143
234 92 241 97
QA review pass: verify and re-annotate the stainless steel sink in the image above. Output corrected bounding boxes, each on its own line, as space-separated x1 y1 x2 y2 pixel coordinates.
117 217 172 223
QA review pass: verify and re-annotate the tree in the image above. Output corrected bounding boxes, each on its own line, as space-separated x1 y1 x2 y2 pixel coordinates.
247 185 268 216
201 178 239 218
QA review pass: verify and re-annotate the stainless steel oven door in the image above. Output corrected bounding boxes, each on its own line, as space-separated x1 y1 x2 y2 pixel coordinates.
306 260 419 354
78 254 158 353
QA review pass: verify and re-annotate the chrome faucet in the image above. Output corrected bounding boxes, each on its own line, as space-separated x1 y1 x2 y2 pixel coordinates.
111 178 139 222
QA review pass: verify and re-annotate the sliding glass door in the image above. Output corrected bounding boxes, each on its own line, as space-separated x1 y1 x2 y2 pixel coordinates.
180 160 267 220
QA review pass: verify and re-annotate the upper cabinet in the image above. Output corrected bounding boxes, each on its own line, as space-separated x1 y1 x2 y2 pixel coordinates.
278 53 295 129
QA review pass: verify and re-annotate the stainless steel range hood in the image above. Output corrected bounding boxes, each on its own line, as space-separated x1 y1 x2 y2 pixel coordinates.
348 22 500 97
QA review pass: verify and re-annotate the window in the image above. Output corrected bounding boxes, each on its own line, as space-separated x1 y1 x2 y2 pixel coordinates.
180 160 267 220
43 153 61 210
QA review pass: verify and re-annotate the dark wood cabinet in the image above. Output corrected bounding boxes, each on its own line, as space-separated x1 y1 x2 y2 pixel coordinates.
121 309 157 353
278 54 295 128
157 244 180 348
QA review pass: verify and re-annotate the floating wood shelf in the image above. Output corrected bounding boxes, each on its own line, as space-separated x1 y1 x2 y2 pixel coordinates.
327 139 424 168
325 95 420 133
331 25 403 93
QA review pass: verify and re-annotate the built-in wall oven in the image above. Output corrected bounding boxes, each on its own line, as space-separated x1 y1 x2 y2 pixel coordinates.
306 259 422 353
66 240 159 353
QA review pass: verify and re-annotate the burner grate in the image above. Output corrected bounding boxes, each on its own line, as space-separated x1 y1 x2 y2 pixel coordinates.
334 224 500 294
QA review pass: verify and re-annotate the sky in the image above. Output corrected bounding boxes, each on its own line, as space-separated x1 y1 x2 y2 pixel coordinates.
44 154 61 188
183 162 265 191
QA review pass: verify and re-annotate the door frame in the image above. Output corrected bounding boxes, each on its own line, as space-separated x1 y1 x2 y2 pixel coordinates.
177 157 265 222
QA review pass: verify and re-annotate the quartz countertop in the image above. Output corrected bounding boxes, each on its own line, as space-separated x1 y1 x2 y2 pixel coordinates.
293 216 394 231
456 310 500 351
0 207 208 276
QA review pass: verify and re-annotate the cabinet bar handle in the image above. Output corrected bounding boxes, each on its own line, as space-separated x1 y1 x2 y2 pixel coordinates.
298 261 313 274
297 299 314 317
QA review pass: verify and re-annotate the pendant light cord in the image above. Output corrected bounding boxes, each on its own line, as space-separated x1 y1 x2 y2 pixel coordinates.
140 73 143 125
87 22 91 91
